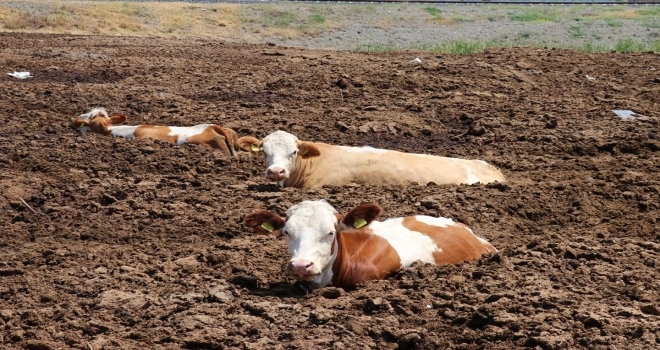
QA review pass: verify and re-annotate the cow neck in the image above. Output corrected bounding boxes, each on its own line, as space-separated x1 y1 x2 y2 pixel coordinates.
327 228 404 288
282 148 320 188
311 235 339 289
328 231 350 288
108 125 140 139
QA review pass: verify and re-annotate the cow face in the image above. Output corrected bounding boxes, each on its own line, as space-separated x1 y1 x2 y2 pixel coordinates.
240 131 320 182
261 131 300 181
71 108 127 135
244 201 382 281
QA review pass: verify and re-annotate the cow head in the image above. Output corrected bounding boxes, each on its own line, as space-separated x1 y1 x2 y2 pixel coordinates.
70 107 127 135
237 136 262 155
237 131 320 182
244 200 382 281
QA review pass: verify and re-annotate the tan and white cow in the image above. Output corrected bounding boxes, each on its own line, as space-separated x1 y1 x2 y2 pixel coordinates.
244 200 497 290
71 108 240 156
238 130 505 188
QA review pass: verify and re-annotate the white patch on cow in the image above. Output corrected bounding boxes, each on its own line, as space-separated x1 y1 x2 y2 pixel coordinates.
414 215 456 228
73 107 108 132
79 107 108 120
168 124 212 145
477 236 497 251
261 130 300 180
109 126 140 139
413 153 432 158
368 218 441 268
338 146 388 154
282 201 339 277
312 238 338 288
465 167 481 185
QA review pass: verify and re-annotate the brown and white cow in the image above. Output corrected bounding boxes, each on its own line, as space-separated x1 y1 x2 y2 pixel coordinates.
244 200 497 290
71 108 240 156
238 130 505 188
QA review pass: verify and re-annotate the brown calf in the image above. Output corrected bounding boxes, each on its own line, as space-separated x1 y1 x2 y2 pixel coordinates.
71 107 240 156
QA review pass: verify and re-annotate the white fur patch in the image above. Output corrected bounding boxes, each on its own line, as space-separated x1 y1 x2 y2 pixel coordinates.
465 167 481 185
109 126 139 139
416 216 495 252
414 215 457 228
74 107 107 132
262 130 300 179
477 160 488 165
339 146 388 154
369 218 441 267
477 236 496 251
312 239 338 288
283 201 338 276
168 124 212 145
413 153 432 158
78 107 108 120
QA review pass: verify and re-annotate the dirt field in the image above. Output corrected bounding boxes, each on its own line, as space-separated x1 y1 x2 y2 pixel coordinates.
1 33 659 350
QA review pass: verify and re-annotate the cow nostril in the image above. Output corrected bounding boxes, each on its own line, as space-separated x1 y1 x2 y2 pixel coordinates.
304 262 313 268
278 169 285 175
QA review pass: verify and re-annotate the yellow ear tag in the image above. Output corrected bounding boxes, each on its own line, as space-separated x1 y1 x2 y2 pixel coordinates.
78 124 85 129
261 222 274 232
251 144 259 152
301 148 308 156
353 218 368 229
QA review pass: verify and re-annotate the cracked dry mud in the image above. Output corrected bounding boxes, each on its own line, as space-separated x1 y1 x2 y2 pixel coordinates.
1 33 660 349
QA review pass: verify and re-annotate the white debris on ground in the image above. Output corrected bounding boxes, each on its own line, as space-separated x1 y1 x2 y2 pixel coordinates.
612 110 638 120
585 75 596 81
411 58 422 63
7 71 32 79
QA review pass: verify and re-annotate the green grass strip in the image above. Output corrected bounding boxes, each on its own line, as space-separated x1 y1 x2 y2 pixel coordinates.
354 39 660 54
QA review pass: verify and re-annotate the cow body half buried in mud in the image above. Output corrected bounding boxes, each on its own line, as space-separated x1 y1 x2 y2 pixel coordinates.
238 130 505 188
244 200 497 290
71 108 240 156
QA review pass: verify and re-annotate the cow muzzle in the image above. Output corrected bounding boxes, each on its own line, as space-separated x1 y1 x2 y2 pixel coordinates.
288 260 315 279
266 167 287 181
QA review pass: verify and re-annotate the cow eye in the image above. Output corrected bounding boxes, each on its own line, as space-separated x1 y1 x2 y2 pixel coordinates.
292 150 298 156
327 231 336 237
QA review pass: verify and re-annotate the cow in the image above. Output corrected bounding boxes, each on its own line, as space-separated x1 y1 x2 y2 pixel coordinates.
70 108 240 156
237 130 505 188
244 200 497 290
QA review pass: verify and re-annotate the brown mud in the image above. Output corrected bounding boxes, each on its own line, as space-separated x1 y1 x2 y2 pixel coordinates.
1 33 659 350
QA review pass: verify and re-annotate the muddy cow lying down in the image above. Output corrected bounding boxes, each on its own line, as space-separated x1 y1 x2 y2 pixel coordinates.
71 108 240 156
238 130 505 188
244 200 497 290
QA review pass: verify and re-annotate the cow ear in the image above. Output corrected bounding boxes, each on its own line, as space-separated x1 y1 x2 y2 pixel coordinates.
109 114 127 125
342 203 382 230
71 118 87 130
297 142 321 158
244 210 285 237
238 136 262 155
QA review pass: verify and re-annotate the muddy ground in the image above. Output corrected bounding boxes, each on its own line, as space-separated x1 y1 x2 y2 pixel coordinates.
0 33 659 350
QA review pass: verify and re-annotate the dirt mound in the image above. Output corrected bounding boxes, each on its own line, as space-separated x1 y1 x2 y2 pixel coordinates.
1 33 659 349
